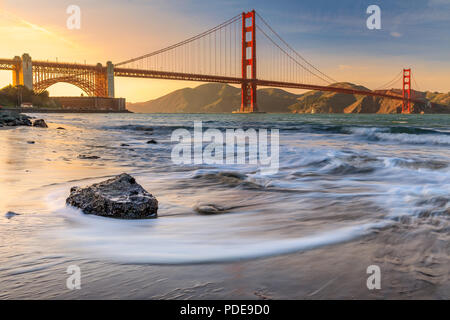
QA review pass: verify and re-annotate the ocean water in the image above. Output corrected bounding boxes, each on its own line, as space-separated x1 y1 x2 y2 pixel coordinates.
0 113 449 299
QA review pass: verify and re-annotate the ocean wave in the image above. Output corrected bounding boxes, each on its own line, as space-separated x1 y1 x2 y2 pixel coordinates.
346 127 450 145
102 124 155 132
373 132 450 146
281 124 449 136
387 127 450 135
382 158 448 170
321 161 376 175
349 126 449 136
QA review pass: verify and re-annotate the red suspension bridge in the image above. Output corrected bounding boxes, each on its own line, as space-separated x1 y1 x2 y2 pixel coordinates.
1 10 424 113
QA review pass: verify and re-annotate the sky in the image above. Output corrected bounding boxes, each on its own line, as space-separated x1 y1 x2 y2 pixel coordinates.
0 0 449 102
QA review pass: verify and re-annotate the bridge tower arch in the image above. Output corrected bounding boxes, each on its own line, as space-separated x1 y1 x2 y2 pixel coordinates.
8 54 115 98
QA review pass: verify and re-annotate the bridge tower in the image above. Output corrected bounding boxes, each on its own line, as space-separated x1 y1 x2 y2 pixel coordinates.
12 53 33 90
402 68 411 113
240 10 258 113
12 56 21 87
106 61 115 98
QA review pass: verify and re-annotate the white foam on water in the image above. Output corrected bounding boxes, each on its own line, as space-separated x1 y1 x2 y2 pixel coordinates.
44 192 392 265
374 132 450 146
35 114 450 266
347 127 450 146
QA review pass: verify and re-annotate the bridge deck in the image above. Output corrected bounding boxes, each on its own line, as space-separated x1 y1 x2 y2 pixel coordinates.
0 59 423 104
114 67 422 104
0 59 15 70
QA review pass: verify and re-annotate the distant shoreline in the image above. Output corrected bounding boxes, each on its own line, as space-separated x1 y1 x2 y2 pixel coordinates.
3 107 450 115
1 107 132 114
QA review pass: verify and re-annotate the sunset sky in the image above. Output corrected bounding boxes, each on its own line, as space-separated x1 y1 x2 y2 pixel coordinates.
0 0 449 102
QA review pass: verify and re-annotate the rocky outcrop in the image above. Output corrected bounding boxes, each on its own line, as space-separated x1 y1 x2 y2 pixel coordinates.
66 173 158 219
0 110 32 126
32 119 48 128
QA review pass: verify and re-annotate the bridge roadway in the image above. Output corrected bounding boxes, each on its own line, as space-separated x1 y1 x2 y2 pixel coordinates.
0 59 423 104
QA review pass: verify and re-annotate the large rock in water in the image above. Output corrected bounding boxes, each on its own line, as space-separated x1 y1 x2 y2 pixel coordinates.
32 119 48 128
66 173 158 219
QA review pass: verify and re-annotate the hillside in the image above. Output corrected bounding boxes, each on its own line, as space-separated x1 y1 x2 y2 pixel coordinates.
127 83 299 113
0 85 60 108
288 82 371 113
425 91 450 106
127 82 450 114
127 83 240 113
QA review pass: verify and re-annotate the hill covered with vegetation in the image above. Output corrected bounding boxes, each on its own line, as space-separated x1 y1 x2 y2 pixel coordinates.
0 85 60 108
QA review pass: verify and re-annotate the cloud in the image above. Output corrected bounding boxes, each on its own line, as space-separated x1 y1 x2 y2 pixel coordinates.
390 32 402 38
428 0 450 7
0 9 77 48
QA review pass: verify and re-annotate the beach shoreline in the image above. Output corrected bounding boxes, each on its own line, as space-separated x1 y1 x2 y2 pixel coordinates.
1 107 132 114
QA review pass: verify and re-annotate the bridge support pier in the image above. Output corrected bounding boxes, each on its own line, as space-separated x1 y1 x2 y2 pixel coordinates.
241 81 257 112
12 53 33 90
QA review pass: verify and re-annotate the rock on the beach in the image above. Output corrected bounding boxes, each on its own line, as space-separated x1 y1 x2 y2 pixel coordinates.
66 173 158 219
5 211 20 219
194 203 226 215
78 154 100 160
0 110 32 126
33 119 48 128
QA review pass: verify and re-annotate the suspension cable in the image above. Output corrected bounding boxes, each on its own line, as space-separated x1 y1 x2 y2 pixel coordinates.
256 25 332 85
256 12 337 84
116 14 241 66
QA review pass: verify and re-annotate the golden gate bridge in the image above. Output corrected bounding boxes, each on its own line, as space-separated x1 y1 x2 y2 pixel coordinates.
0 10 424 113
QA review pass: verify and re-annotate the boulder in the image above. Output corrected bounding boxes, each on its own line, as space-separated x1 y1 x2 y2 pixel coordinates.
66 173 158 219
33 119 48 128
194 203 226 215
0 111 32 126
5 211 20 219
147 139 157 144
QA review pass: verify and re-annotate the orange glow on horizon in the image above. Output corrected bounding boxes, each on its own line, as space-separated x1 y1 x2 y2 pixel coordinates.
0 4 449 103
